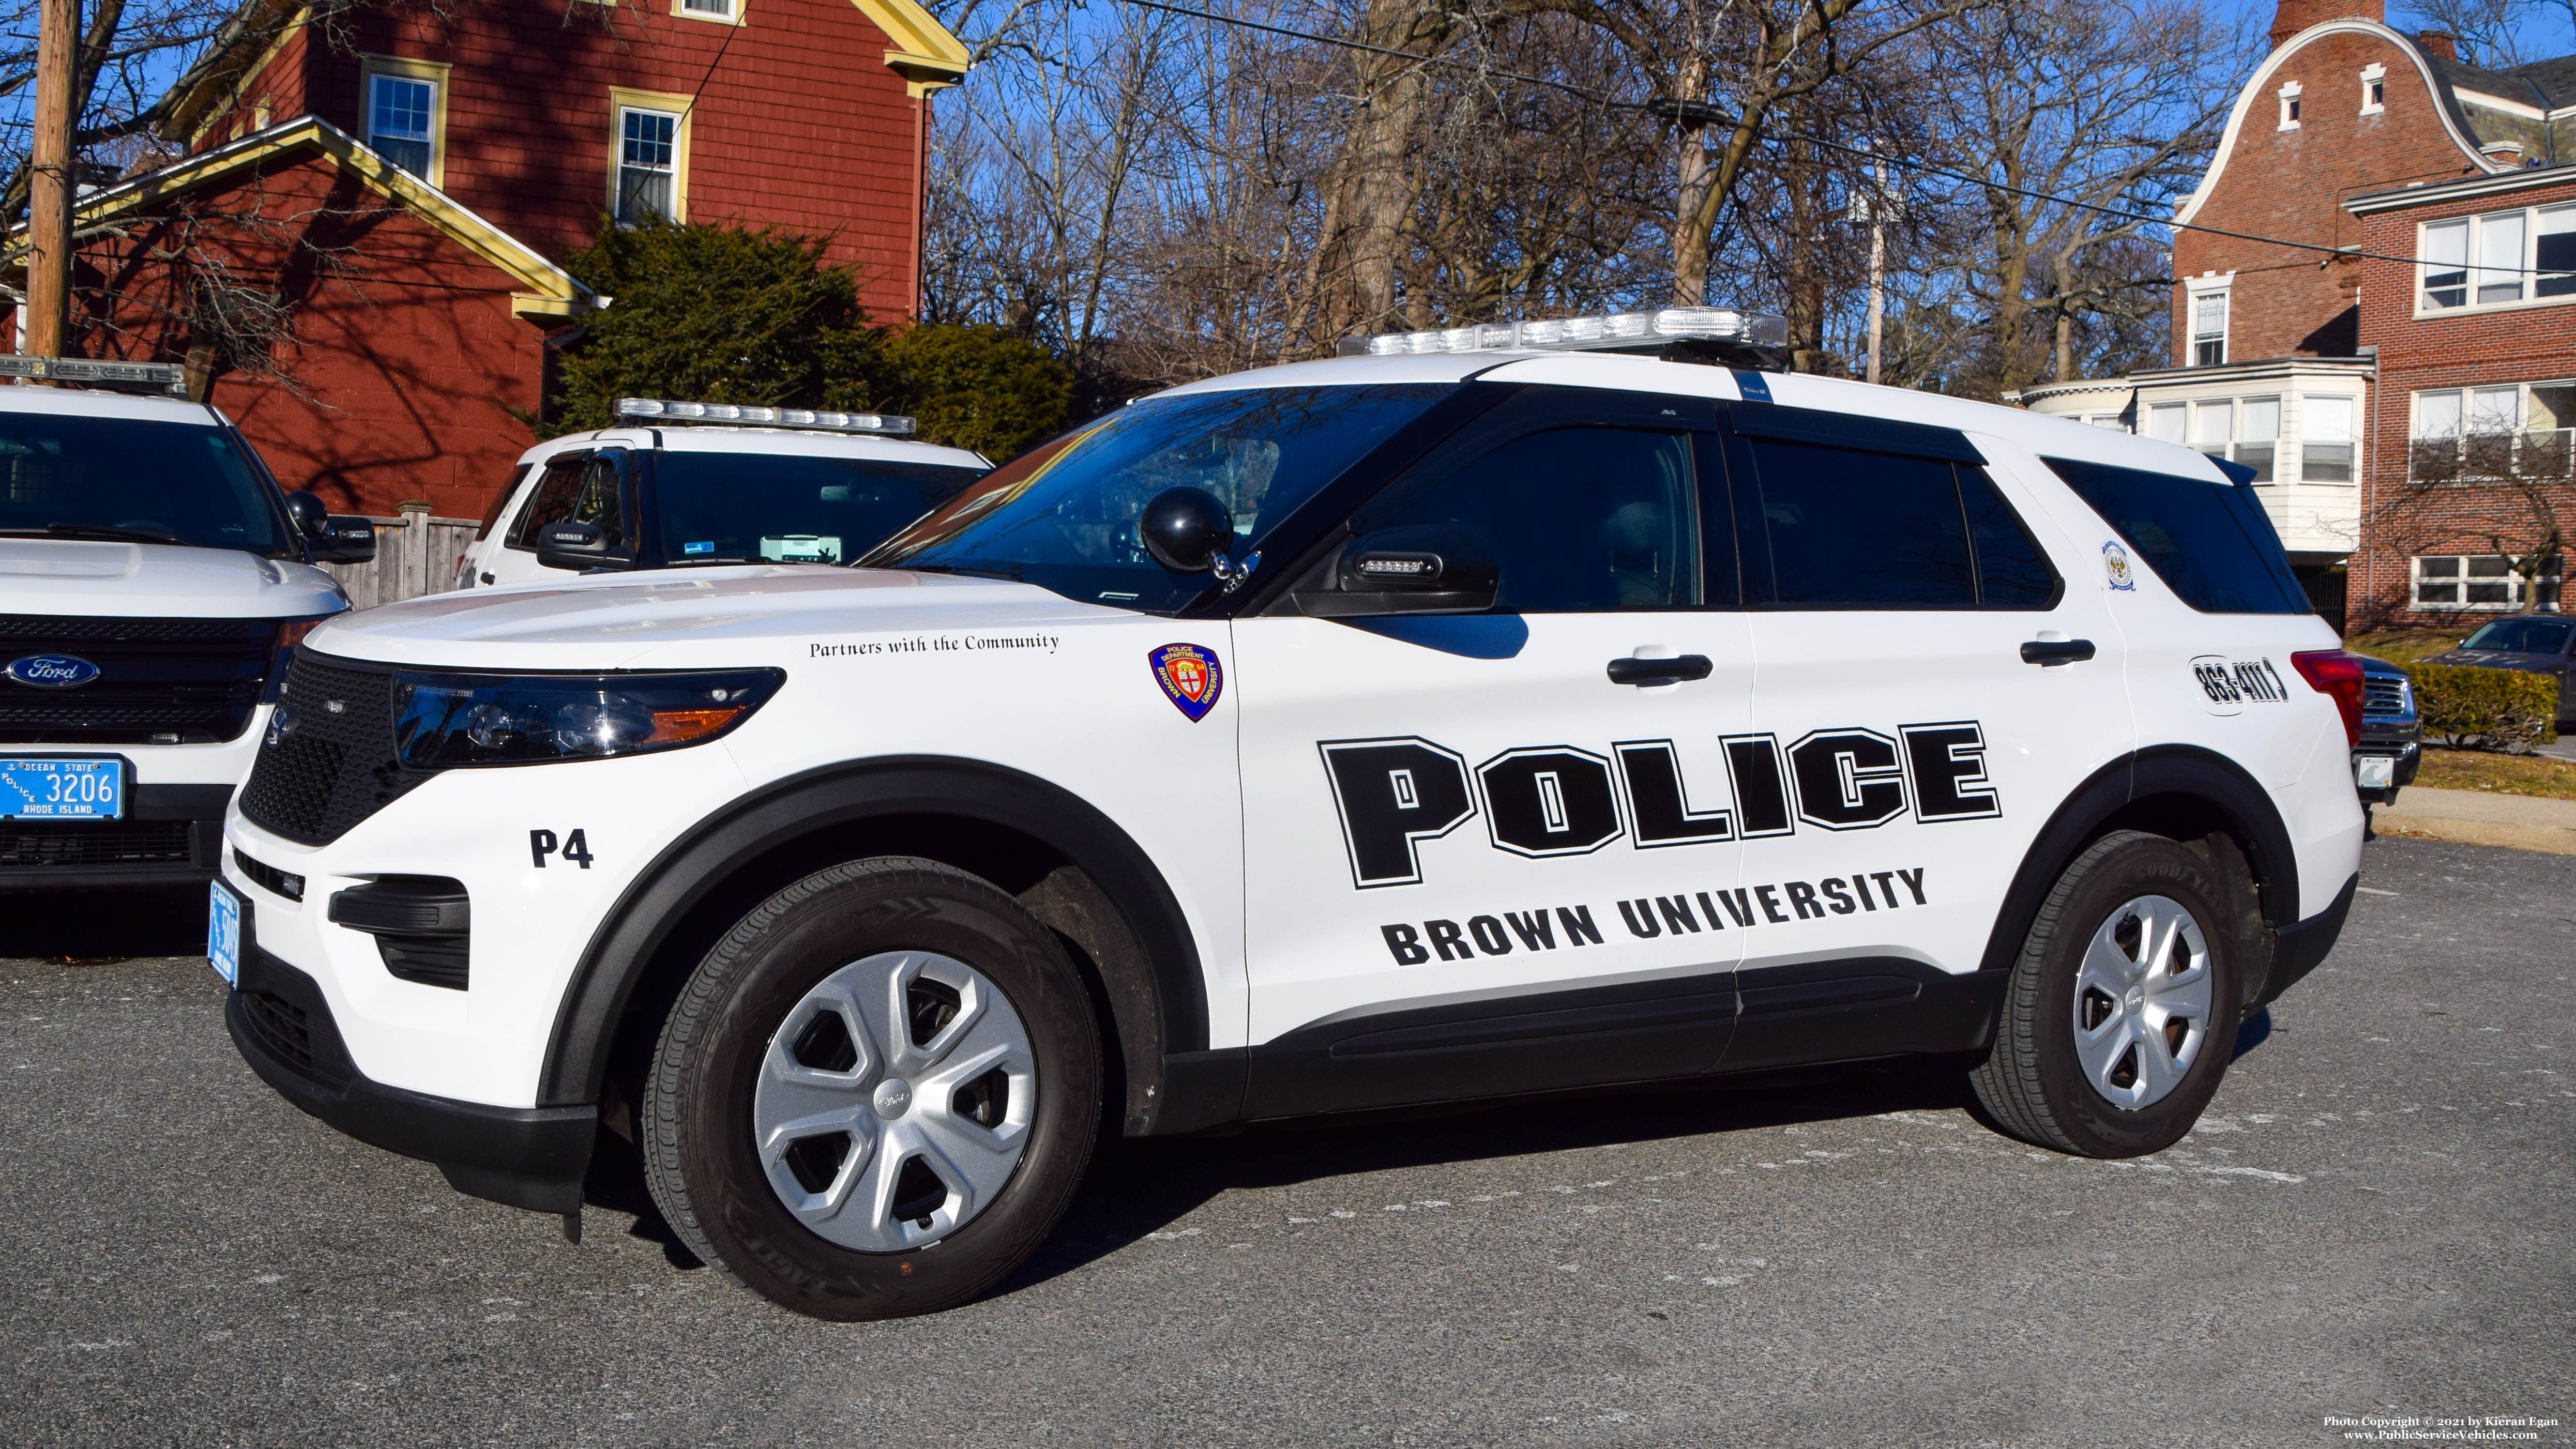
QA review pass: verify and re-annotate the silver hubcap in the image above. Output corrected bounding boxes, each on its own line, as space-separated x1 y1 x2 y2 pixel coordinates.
2072 894 2213 1110
751 950 1037 1252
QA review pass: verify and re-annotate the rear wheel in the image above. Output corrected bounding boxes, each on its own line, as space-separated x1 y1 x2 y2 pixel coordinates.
1971 831 2244 1157
641 857 1100 1318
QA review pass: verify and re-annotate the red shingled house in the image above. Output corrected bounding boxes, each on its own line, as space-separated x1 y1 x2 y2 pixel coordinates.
55 0 968 520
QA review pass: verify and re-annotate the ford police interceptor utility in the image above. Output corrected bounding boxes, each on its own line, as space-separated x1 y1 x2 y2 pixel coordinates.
0 359 373 894
453 401 990 591
214 308 2369 1320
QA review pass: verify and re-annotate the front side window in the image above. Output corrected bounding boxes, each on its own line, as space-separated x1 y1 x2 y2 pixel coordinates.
2190 292 2227 367
651 453 988 566
0 415 291 556
369 74 436 179
617 107 680 224
509 451 627 550
868 384 1456 613
1360 426 1700 613
2045 457 2309 614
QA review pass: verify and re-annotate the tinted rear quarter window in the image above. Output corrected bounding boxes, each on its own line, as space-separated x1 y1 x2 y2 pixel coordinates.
2044 457 2308 614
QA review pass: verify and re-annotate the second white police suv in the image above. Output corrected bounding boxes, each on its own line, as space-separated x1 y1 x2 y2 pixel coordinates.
216 308 2372 1320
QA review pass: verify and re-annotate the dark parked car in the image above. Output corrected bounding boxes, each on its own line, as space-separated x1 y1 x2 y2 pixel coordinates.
2354 654 2419 805
2422 615 2576 728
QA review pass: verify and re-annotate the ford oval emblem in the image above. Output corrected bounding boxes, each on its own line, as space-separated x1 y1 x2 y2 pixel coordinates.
5 653 101 690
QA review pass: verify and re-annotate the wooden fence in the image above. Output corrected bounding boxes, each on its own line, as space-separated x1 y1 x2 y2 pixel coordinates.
321 502 481 609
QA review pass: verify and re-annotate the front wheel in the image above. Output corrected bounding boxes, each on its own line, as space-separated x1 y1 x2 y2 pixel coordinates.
641 857 1101 1319
1971 831 2245 1157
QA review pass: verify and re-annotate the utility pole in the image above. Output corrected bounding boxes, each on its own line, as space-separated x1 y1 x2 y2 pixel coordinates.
24 0 78 359
1856 150 1889 387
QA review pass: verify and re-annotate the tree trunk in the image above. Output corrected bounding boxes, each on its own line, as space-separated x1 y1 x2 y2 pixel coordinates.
1311 0 1451 343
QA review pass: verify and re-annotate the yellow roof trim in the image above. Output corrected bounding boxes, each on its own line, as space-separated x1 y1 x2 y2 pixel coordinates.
67 116 592 310
855 0 969 82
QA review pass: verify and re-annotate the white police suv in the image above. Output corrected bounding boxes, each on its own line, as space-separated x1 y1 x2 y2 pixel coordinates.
0 360 372 894
215 310 2369 1320
453 401 990 590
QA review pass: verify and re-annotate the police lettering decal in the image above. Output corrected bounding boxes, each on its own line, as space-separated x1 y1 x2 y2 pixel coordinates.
1147 642 1223 722
1380 867 1933 965
2191 655 2287 716
1321 722 1997 889
2102 542 2135 591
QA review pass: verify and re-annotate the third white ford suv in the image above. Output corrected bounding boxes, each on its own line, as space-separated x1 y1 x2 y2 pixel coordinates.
213 310 2368 1321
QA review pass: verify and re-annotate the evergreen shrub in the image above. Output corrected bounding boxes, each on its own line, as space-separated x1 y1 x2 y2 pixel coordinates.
2408 662 2559 751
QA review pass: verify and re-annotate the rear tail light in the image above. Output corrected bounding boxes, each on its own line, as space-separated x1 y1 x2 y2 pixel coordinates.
2291 650 2367 748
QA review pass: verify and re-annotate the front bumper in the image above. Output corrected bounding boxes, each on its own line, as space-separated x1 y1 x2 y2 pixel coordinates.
226 937 597 1213
0 781 231 889
2352 739 2420 805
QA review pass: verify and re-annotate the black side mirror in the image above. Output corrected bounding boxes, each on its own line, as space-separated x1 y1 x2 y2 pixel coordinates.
311 516 377 565
284 490 328 537
1296 525 1499 617
1139 486 1235 573
536 520 619 572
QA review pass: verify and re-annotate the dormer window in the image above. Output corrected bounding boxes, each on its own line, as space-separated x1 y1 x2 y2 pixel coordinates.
2278 82 2302 129
2360 63 2386 113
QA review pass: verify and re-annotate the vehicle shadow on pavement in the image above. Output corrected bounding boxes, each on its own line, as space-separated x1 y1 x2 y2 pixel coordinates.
996 1059 1986 1299
7 884 209 959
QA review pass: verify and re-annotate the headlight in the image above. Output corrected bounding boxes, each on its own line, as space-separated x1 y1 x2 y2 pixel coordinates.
390 668 784 768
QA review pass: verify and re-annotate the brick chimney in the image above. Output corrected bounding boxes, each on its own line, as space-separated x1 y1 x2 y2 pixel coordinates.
2270 0 2386 48
2415 29 2458 59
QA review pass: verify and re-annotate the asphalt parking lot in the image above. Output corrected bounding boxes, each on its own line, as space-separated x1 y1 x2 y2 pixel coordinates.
4 836 2569 1448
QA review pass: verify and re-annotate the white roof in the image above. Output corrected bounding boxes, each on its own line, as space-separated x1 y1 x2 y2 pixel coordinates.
514 426 989 471
0 381 228 425
1149 349 2236 486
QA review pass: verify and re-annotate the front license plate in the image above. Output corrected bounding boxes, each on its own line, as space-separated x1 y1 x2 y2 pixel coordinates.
0 757 124 820
2355 756 2397 789
208 881 243 987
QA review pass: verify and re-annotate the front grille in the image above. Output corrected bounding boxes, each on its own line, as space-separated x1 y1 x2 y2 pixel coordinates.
238 989 348 1085
2362 677 2410 717
0 819 192 866
0 614 278 744
237 655 429 846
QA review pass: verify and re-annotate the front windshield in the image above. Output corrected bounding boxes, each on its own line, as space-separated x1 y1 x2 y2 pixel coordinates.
2462 616 2574 654
0 413 289 555
865 384 1456 612
651 452 987 565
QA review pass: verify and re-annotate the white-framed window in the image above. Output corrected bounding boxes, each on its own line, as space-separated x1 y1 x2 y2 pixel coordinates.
676 0 738 17
2304 395 2355 481
2420 205 2576 312
2146 402 2186 445
2412 554 2564 610
2360 63 2385 113
368 73 437 180
2080 413 2129 432
2189 289 2228 367
2410 380 2576 482
2278 82 2302 129
616 105 681 224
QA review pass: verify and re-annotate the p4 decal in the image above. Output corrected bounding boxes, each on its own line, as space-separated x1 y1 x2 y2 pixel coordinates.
1320 721 2001 889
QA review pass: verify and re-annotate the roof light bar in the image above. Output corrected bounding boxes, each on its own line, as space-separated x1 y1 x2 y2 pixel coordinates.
1337 307 1789 359
0 355 188 395
616 398 916 435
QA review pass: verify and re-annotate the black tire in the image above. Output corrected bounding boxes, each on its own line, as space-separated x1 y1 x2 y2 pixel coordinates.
641 857 1101 1319
1970 830 2246 1157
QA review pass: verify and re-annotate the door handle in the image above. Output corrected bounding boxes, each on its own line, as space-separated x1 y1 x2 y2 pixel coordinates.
1607 654 1714 686
2020 638 2097 666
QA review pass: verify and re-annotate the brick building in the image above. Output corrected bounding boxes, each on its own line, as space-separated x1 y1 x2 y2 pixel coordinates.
2013 0 2573 631
35 0 968 519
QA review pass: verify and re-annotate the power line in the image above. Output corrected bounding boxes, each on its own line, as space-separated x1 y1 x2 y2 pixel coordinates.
1106 0 2558 276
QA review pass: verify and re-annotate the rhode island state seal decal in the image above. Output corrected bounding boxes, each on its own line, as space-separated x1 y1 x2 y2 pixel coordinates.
1148 642 1223 722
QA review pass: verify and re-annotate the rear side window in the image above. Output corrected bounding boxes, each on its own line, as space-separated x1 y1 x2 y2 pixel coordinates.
2044 457 2308 614
1732 438 2060 609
